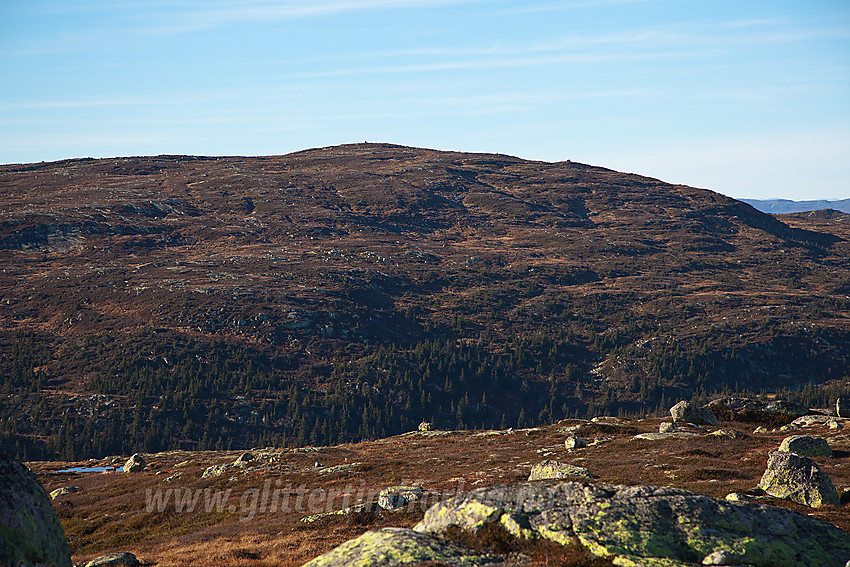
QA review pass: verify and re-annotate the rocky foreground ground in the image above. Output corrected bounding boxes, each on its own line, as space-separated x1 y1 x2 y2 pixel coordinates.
6 400 848 567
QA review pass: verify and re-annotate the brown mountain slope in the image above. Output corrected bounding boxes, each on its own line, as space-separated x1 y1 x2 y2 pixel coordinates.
1 143 849 459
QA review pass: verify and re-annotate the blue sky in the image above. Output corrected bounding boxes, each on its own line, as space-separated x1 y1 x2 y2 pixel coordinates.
1 1 848 200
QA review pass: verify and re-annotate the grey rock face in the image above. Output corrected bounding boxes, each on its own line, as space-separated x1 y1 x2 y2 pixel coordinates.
778 435 832 458
758 450 840 508
670 400 718 426
0 454 72 567
83 552 141 567
301 527 496 567
413 480 850 567
378 486 426 511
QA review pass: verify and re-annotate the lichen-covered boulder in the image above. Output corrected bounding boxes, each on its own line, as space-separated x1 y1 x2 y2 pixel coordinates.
301 527 497 567
758 450 840 508
121 453 145 473
83 552 141 567
0 454 72 567
49 486 82 499
564 435 586 449
528 460 593 481
378 486 426 511
659 421 678 433
708 428 749 440
418 422 433 432
670 400 718 426
779 435 832 458
414 480 850 567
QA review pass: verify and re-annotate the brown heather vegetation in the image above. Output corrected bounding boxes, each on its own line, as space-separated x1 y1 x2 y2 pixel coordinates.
30 415 850 566
1 143 849 460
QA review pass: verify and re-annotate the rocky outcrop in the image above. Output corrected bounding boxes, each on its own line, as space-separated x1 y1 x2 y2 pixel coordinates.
527 461 593 481
706 397 808 423
412 480 850 567
122 453 145 473
758 450 840 508
301 527 496 567
778 435 832 458
669 400 718 426
83 552 141 567
0 454 72 567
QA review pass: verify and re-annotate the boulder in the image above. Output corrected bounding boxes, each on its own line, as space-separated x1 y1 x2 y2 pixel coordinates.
758 450 840 508
564 435 586 449
670 400 718 426
414 480 850 567
234 452 254 466
121 453 145 473
201 463 233 478
418 422 433 432
301 527 496 567
83 552 141 567
778 435 832 458
527 460 593 481
659 421 678 433
0 454 72 567
378 486 426 511
837 398 850 418
792 414 834 428
49 486 83 499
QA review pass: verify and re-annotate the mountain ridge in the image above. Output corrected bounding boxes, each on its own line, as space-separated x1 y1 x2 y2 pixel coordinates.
1 143 849 460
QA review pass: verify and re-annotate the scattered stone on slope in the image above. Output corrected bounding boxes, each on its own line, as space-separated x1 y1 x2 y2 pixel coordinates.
121 453 145 473
201 463 233 478
301 527 497 567
670 400 718 426
413 480 850 567
528 460 593 481
707 428 749 440
49 486 83 499
418 422 433 432
0 454 72 567
564 435 586 449
631 431 701 441
778 435 832 458
83 552 141 567
378 486 426 511
659 421 678 433
757 450 840 508
837 398 850 418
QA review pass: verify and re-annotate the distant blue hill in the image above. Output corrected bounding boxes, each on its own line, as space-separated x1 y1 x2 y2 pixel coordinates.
742 198 850 214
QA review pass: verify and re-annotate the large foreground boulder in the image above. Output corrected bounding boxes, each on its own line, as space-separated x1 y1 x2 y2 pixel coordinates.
0 454 72 567
301 527 496 567
413 480 850 567
83 552 141 567
758 450 840 508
